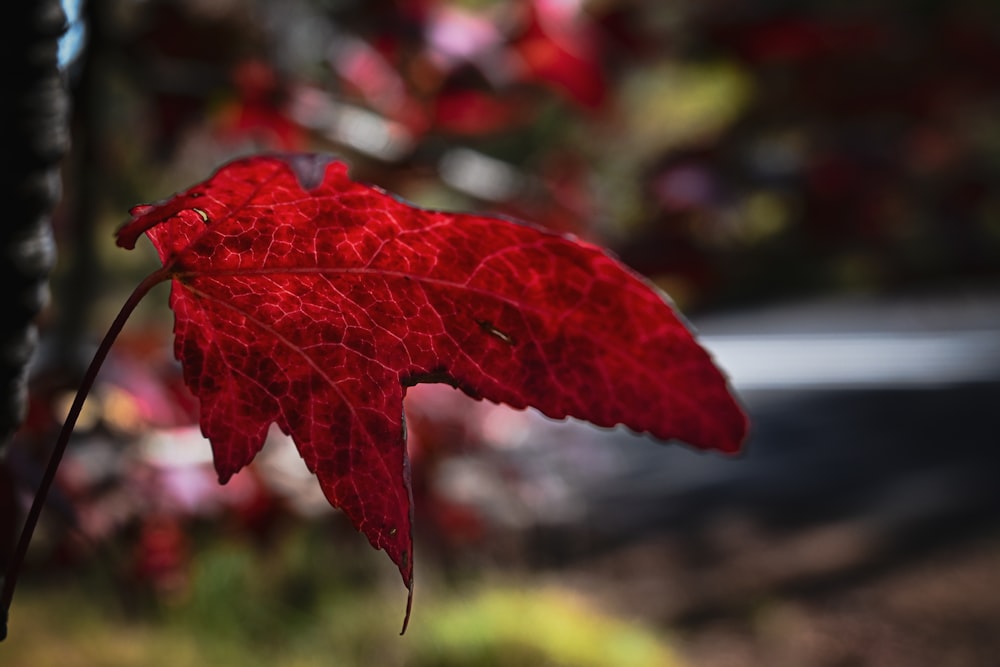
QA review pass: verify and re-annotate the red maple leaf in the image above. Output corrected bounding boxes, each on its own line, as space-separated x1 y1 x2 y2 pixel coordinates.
115 153 747 629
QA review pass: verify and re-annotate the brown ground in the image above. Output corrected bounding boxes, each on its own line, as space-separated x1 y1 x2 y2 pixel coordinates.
557 521 1000 667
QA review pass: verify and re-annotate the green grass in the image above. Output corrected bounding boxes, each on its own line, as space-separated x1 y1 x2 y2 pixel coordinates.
2 527 684 667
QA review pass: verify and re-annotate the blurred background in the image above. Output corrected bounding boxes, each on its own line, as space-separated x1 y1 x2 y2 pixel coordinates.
3 0 1000 665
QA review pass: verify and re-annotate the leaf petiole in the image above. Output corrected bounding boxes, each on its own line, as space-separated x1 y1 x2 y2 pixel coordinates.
0 267 170 642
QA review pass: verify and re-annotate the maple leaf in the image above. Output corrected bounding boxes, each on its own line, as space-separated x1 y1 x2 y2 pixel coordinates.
114 153 747 630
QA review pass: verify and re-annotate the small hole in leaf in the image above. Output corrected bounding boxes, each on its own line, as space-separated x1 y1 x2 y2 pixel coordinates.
476 319 515 346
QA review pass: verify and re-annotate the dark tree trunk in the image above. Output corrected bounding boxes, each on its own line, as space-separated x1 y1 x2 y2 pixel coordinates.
1 1 69 639
0 0 69 450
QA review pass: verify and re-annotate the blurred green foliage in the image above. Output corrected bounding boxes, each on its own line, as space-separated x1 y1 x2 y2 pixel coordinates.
4 525 681 667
